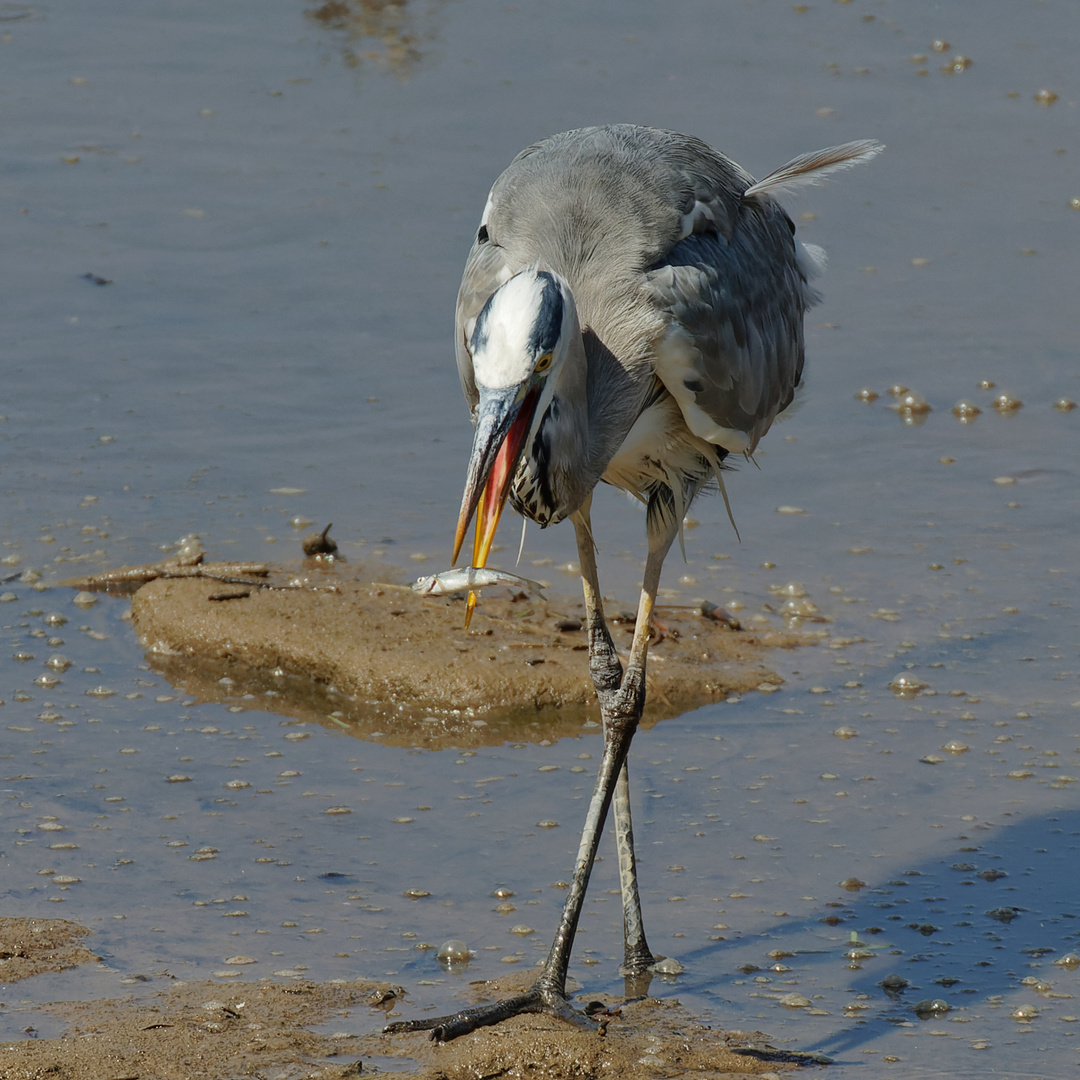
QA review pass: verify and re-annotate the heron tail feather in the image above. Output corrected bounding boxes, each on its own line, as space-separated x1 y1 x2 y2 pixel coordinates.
743 139 884 199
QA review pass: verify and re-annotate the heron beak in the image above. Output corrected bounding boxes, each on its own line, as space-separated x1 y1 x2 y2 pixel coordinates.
453 384 540 623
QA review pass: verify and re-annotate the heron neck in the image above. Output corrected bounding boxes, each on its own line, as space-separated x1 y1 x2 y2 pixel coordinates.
542 323 591 513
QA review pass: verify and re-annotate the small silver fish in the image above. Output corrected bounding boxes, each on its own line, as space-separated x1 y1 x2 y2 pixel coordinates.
412 566 547 597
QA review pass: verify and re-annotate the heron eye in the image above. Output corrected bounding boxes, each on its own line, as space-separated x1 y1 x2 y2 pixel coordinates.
534 351 553 373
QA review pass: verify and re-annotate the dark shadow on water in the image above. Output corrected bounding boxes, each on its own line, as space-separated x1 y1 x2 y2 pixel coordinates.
635 803 1080 1065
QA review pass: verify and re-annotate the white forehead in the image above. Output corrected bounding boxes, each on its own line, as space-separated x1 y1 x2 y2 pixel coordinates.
471 272 557 389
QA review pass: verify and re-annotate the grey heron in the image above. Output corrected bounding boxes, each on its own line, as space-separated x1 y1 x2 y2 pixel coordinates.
387 125 881 1042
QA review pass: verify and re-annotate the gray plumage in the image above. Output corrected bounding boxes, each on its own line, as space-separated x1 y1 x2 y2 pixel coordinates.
455 125 882 541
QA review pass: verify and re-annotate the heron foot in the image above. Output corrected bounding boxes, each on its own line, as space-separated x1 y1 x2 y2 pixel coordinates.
587 622 623 693
620 940 658 980
596 665 646 729
383 985 604 1043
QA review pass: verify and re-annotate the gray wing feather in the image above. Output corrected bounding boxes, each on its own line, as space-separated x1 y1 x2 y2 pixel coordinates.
646 210 813 453
642 140 826 454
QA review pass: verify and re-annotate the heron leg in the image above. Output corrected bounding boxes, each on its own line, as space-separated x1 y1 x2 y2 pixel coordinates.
608 531 674 980
540 520 673 992
614 761 655 984
572 503 655 978
571 500 622 693
384 690 635 1041
383 516 673 1043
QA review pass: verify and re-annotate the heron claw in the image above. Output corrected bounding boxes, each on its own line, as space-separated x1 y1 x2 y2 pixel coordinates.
383 986 601 1043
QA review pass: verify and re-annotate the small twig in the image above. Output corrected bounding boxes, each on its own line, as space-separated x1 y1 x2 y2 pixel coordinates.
67 562 271 591
185 575 276 588
701 600 742 630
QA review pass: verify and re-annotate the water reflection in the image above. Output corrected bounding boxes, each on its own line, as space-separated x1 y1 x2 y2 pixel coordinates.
305 0 449 78
146 649 659 751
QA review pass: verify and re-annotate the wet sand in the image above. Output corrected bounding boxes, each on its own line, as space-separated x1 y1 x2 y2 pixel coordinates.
0 916 799 1079
64 557 800 738
0 917 98 984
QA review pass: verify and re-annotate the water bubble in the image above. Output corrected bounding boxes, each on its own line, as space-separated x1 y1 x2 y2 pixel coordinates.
951 400 981 422
913 998 951 1018
771 581 808 598
992 392 1022 414
890 674 928 697
651 956 684 976
175 534 204 563
779 992 811 1008
779 598 818 618
944 54 972 74
892 390 931 414
436 939 471 966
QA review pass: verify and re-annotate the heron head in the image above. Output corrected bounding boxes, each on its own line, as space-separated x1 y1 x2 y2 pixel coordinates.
453 269 574 571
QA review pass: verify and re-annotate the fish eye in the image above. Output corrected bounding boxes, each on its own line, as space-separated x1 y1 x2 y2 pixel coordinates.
535 351 553 373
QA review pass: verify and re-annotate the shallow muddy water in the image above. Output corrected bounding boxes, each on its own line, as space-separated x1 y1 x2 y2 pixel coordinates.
3 1 1079 1076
